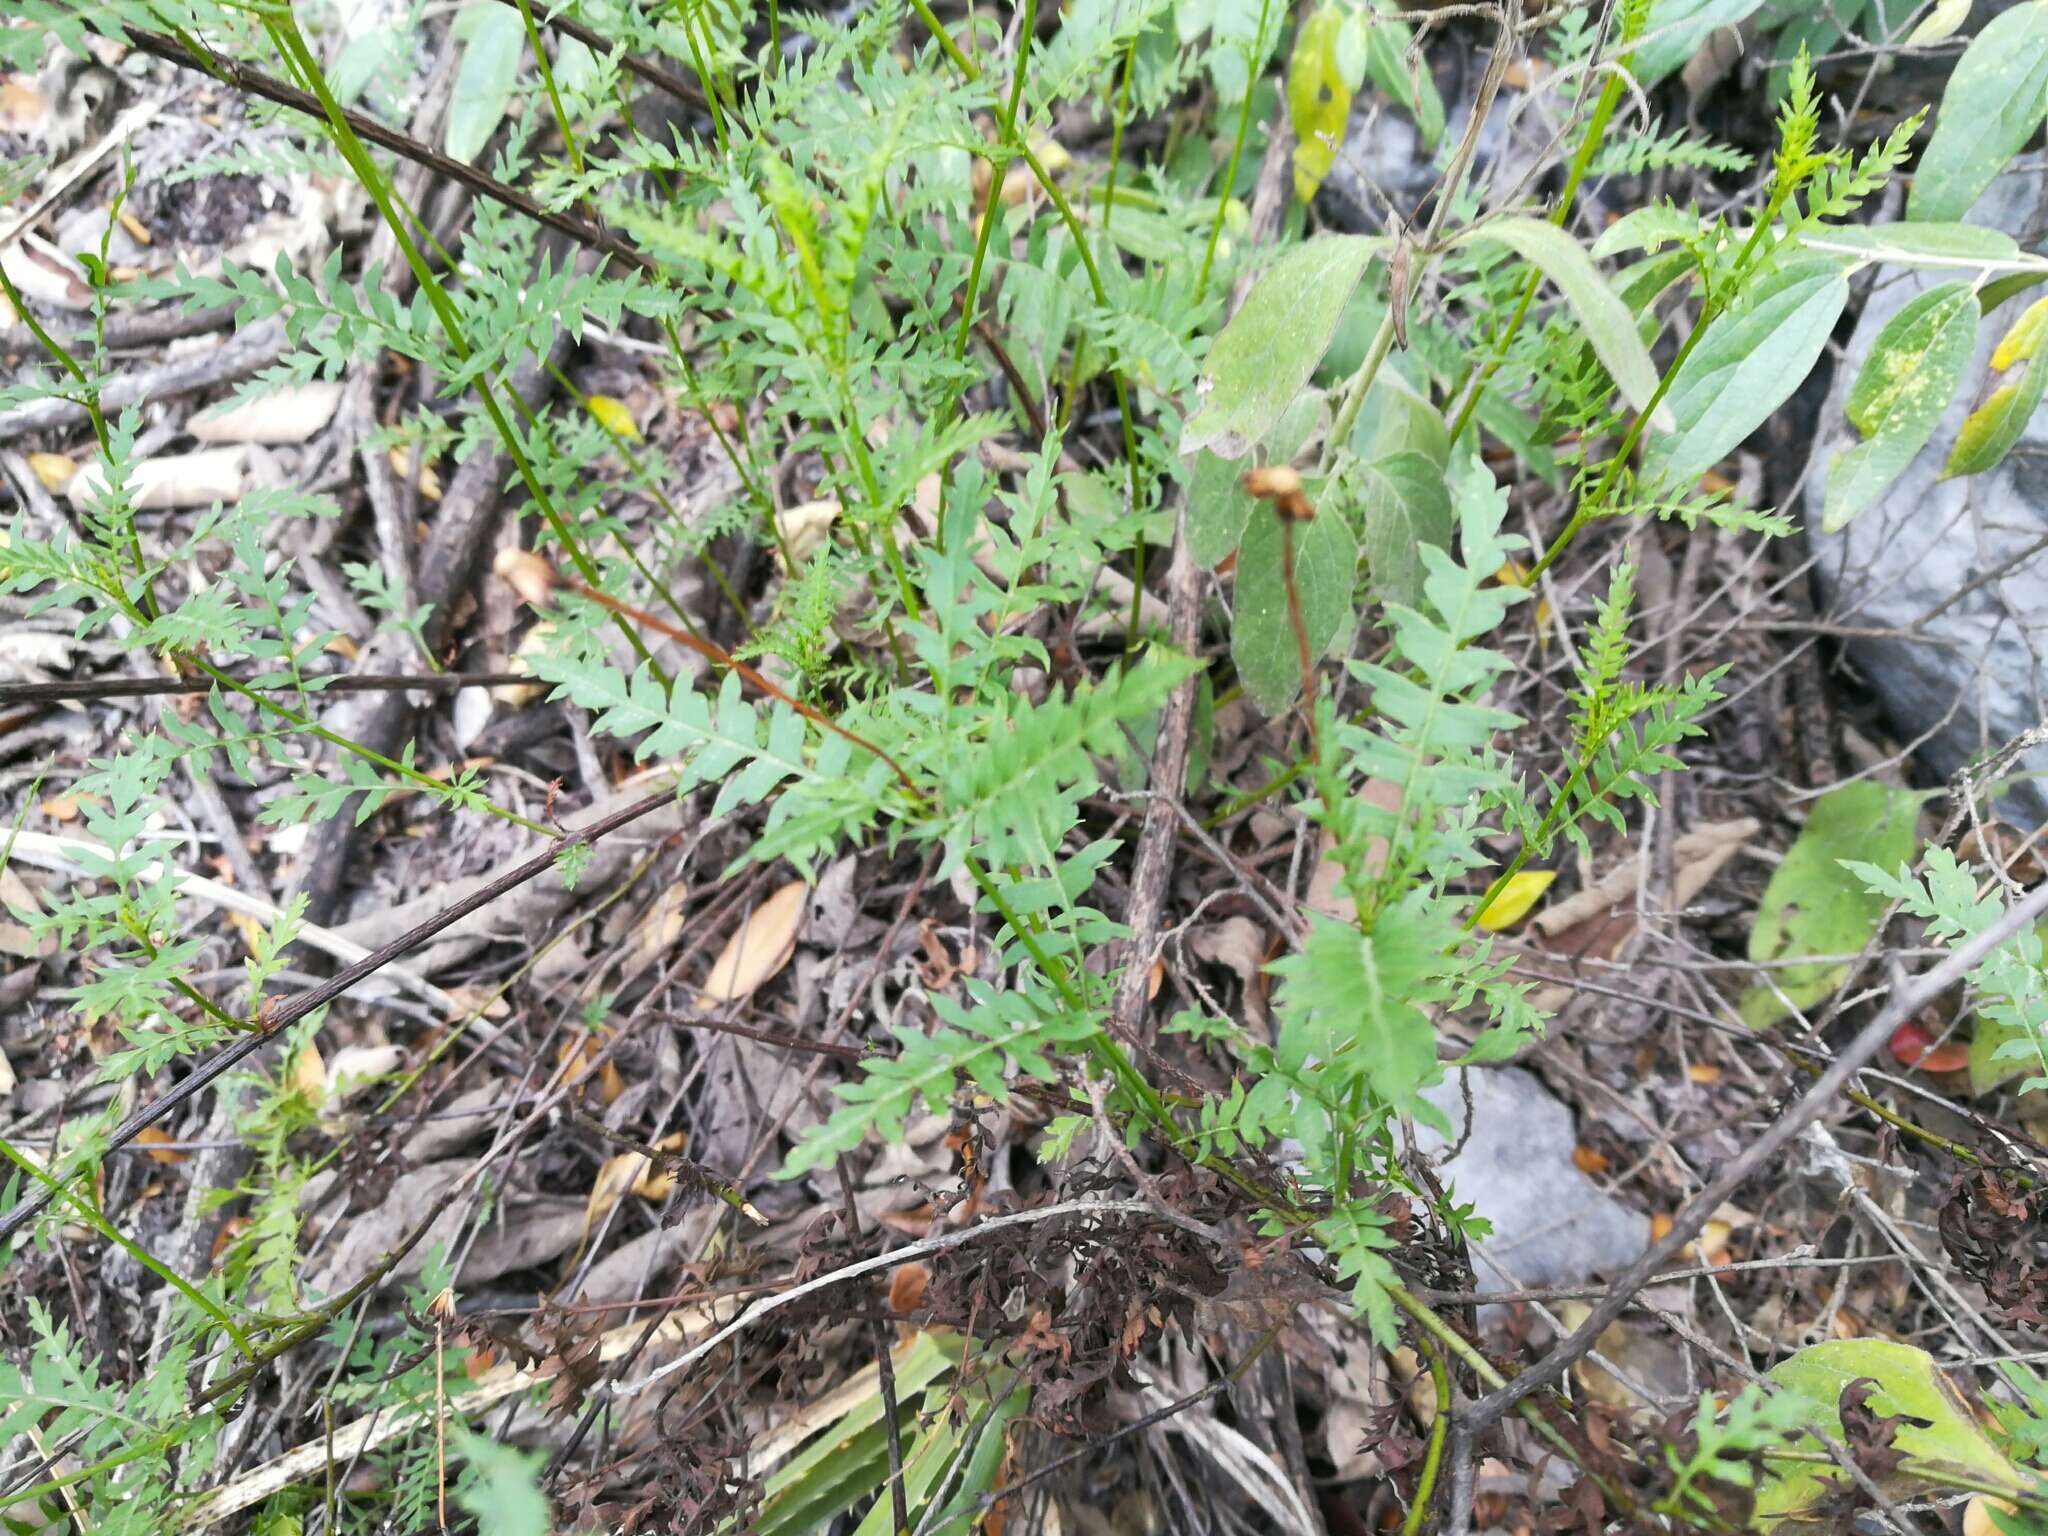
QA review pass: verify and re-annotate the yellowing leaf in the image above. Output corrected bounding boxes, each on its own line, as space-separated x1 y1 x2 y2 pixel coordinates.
27 452 75 492
587 394 640 440
698 879 808 1006
1991 294 2048 371
1287 7 1352 201
583 1151 650 1236
1906 0 1970 46
1474 870 1555 931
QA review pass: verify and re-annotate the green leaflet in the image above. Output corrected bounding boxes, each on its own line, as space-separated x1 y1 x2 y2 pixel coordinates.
1449 216 1665 422
1739 782 1921 1027
1233 498 1357 715
1757 1340 2025 1528
1906 0 2048 222
1646 257 1850 490
1287 6 1352 201
1353 450 1451 609
450 1429 551 1536
445 3 525 165
1823 280 1977 530
1182 234 1380 460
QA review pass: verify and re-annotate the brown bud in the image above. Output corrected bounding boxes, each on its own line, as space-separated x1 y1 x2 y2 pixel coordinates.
1242 465 1314 522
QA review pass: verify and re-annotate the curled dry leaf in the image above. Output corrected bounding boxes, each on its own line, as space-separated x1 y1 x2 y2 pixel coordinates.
557 1033 625 1105
27 452 75 493
775 498 840 567
698 879 808 1006
493 547 559 608
135 1126 188 1165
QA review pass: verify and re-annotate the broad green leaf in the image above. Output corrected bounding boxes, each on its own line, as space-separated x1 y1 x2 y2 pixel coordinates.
1188 449 1257 568
1233 503 1357 715
1981 269 2048 317
445 3 525 165
1451 216 1664 421
1354 450 1451 608
1906 0 2048 222
1288 7 1353 201
1187 388 1326 566
1182 234 1380 460
1803 221 2023 267
1634 0 1772 84
1739 782 1919 1027
1647 258 1850 490
1758 1340 2025 1528
1944 355 2048 478
1823 281 1978 529
1354 372 1450 468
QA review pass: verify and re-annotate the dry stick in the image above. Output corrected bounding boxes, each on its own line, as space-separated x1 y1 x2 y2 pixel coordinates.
117 29 650 274
1107 517 1202 1040
0 671 529 706
0 784 678 1245
1447 874 2048 1504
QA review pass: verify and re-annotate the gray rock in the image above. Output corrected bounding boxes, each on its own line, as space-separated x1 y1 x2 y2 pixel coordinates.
1414 1067 1648 1296
1804 169 2048 825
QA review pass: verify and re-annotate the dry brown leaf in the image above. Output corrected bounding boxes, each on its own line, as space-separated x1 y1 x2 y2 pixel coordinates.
584 1151 651 1236
1305 779 1403 921
290 1043 326 1102
136 1126 188 1165
493 548 558 607
630 1132 688 1201
698 879 808 1006
26 452 75 492
67 447 250 509
557 1033 625 1105
775 498 839 566
388 445 442 501
189 382 343 445
888 1262 930 1314
624 883 691 975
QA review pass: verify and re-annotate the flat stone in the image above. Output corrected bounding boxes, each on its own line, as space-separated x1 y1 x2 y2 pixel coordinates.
1414 1067 1649 1297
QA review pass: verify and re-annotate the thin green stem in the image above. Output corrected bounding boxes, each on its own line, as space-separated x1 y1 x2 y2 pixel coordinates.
511 0 586 178
1196 0 1277 306
1402 1341 1452 1536
0 1133 255 1360
1445 57 1630 443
